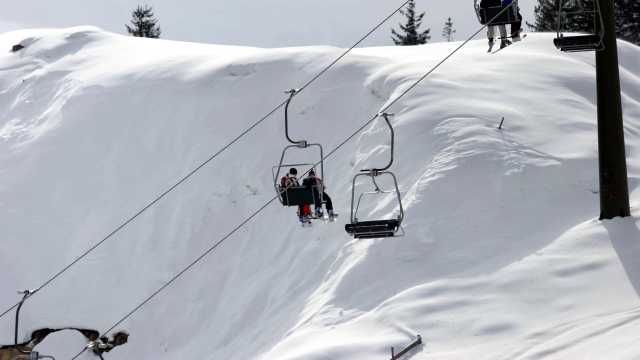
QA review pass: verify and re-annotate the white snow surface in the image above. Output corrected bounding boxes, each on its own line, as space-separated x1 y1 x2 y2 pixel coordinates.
1 27 640 359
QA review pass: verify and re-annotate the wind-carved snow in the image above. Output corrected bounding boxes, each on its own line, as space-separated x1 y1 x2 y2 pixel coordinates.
0 27 639 360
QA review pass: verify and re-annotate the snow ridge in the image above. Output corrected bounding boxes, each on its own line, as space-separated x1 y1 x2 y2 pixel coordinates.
1 28 639 360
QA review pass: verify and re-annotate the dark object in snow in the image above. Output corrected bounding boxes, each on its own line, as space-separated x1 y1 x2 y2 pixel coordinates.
498 117 505 129
390 335 423 360
11 44 25 52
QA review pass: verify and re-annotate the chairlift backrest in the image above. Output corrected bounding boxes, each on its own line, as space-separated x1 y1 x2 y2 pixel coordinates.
554 0 605 52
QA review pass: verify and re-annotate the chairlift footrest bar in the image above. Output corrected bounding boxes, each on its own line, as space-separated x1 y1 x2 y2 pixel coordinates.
345 219 400 239
554 35 602 52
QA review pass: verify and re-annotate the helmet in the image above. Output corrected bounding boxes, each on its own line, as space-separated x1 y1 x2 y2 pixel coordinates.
308 169 316 176
289 168 297 175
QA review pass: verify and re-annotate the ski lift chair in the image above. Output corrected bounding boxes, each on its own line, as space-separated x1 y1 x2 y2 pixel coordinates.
345 113 404 239
273 89 325 209
474 0 520 26
554 0 604 52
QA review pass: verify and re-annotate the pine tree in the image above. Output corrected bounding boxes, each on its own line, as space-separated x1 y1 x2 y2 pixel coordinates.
391 0 431 45
126 5 162 38
529 0 639 45
442 17 456 42
616 0 640 45
529 0 596 32
527 0 556 32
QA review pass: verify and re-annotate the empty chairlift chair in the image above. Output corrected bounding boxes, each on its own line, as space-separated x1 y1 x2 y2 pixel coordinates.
345 113 404 239
554 0 604 52
273 89 325 209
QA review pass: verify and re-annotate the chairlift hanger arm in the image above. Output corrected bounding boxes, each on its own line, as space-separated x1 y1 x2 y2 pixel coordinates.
361 113 395 174
284 89 307 147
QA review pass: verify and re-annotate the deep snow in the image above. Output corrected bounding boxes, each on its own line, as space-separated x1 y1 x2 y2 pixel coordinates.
1 27 639 359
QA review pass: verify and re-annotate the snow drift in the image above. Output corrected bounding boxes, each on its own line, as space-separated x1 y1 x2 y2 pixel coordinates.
1 26 639 359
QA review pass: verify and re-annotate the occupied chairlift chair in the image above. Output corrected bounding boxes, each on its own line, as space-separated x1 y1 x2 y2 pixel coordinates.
273 89 325 210
345 113 404 239
474 0 520 27
553 0 605 52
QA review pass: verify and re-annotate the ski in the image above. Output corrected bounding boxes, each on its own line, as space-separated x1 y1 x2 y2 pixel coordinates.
491 34 527 54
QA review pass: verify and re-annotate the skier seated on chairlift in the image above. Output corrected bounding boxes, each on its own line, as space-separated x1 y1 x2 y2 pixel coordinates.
503 0 523 42
481 0 510 51
280 167 312 223
303 168 336 220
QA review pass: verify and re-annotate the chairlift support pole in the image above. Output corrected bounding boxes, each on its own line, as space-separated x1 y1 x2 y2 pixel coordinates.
595 0 630 219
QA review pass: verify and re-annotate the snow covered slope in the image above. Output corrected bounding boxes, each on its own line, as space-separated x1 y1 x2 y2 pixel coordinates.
1 27 639 360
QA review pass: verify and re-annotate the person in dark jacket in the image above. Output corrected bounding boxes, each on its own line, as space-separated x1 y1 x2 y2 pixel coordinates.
303 169 336 219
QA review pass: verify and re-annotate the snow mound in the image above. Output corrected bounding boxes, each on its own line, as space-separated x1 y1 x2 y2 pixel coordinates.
1 28 639 359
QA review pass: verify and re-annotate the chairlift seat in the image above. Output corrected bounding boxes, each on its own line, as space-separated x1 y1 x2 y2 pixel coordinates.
279 186 315 206
553 35 602 52
345 219 400 239
478 6 518 26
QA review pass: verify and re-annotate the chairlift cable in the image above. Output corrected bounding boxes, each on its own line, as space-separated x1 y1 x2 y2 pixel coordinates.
0 0 413 323
69 7 516 359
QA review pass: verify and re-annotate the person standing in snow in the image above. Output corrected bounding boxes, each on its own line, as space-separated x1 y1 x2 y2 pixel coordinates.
481 0 510 51
303 169 336 220
280 168 311 224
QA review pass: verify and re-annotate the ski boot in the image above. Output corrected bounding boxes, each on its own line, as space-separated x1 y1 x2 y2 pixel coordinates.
299 215 312 227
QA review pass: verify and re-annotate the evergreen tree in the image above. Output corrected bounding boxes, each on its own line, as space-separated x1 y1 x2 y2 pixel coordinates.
616 0 640 45
530 0 639 45
442 17 456 42
391 0 431 45
126 5 161 38
529 0 596 32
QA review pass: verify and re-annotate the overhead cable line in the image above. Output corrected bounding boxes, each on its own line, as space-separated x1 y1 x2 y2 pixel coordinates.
0 0 412 323
70 4 515 359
